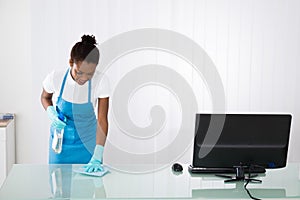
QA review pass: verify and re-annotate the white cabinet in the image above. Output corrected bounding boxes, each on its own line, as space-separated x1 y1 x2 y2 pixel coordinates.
0 119 15 188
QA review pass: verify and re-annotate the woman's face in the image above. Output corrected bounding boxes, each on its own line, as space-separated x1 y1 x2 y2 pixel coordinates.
70 60 97 85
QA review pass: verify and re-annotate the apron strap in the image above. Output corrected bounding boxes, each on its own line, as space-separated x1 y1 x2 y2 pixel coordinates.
88 79 92 103
58 69 70 100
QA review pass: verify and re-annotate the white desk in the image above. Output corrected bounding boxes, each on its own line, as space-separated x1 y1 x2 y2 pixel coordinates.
0 163 300 199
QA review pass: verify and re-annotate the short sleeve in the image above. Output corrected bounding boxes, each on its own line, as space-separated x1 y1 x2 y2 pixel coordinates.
95 73 110 98
42 70 55 93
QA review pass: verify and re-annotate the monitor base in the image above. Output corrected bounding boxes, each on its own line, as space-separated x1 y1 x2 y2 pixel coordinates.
216 165 263 183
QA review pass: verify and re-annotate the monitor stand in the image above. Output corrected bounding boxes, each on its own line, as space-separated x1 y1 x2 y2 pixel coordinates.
215 165 262 183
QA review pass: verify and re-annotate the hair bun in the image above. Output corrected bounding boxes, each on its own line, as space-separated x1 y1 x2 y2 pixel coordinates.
81 35 97 45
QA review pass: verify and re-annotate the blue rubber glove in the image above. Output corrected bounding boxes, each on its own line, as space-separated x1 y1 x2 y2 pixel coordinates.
84 145 104 173
47 106 66 130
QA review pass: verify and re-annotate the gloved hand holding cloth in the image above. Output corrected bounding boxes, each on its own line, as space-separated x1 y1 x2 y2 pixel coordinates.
84 145 104 172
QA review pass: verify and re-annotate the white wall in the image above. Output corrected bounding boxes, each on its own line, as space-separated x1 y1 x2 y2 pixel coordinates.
0 0 33 163
1 0 300 165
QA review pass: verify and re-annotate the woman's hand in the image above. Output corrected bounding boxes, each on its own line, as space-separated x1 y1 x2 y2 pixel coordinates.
84 145 104 172
47 106 66 130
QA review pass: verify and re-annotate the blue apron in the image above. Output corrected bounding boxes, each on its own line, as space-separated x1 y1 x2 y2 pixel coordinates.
49 69 97 164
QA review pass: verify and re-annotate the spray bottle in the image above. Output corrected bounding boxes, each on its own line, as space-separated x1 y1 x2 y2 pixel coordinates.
52 108 66 154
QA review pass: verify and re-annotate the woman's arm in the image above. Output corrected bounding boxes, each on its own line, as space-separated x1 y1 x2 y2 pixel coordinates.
96 97 109 145
41 89 53 110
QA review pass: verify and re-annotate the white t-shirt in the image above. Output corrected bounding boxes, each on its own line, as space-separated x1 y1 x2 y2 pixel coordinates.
43 68 110 107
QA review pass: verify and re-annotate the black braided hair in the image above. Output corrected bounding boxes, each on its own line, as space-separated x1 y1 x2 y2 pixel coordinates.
70 35 100 64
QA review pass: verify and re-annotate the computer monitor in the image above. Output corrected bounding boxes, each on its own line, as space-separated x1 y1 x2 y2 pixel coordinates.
190 114 292 177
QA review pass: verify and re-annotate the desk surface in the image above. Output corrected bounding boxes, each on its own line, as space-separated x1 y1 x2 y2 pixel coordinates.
0 163 300 199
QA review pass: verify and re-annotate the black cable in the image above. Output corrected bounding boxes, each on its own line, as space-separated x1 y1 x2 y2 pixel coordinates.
244 180 261 200
243 165 262 200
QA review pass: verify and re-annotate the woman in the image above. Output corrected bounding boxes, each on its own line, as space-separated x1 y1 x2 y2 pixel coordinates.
41 35 109 172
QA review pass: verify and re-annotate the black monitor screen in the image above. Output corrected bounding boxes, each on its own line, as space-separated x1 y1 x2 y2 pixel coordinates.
193 114 292 170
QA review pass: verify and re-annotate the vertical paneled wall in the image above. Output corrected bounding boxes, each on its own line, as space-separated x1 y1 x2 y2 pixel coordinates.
27 0 300 163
